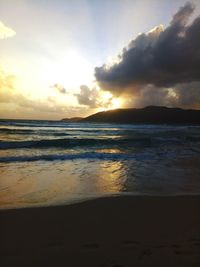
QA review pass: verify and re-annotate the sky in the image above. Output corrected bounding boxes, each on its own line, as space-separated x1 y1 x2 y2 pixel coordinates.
0 0 199 119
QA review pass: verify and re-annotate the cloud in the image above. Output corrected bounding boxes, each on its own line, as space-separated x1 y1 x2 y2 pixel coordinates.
0 68 15 89
75 85 113 108
95 2 200 95
0 68 89 119
172 81 200 109
75 85 100 108
0 21 16 39
51 83 67 94
126 82 200 109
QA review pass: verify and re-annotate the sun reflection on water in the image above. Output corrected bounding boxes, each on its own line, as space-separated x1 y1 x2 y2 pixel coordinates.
96 160 126 192
0 159 129 209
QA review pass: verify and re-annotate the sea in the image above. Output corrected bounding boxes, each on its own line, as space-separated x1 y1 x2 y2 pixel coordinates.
0 119 200 209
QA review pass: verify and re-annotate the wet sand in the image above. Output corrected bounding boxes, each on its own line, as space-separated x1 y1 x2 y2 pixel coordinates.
1 195 200 267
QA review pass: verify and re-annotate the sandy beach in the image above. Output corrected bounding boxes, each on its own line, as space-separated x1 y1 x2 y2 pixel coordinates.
1 195 200 267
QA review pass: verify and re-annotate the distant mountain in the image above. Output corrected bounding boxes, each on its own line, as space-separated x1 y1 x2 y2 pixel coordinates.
81 106 200 124
61 117 82 122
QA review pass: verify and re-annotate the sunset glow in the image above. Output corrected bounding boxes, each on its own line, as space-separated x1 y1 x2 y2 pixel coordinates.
0 0 199 119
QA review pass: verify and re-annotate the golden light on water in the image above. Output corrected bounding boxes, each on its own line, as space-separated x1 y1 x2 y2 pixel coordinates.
97 161 125 192
0 159 127 209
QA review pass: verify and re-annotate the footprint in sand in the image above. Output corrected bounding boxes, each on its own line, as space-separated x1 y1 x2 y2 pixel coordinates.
122 240 140 248
188 238 200 247
46 241 64 248
83 243 100 250
174 249 195 255
138 248 152 260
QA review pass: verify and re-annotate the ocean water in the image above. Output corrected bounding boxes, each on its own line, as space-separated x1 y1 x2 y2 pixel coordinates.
0 119 200 209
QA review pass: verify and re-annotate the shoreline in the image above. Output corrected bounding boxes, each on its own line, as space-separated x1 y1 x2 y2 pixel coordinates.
1 192 200 211
1 195 200 266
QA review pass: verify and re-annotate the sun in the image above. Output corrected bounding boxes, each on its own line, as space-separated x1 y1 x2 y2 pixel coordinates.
99 91 122 111
111 98 121 109
101 91 113 101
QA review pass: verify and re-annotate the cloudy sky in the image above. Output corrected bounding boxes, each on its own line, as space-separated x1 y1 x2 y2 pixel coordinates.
0 0 199 119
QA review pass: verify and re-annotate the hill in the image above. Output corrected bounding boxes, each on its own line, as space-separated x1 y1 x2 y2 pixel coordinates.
61 117 82 122
81 106 200 124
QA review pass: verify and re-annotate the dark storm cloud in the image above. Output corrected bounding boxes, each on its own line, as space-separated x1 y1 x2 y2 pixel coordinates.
128 82 200 109
95 2 200 93
173 81 200 108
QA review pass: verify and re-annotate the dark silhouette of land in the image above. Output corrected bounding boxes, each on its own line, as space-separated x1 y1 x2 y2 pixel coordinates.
61 117 82 122
81 106 200 124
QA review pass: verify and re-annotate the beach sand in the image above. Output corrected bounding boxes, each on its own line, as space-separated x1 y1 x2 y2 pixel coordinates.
1 195 200 267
